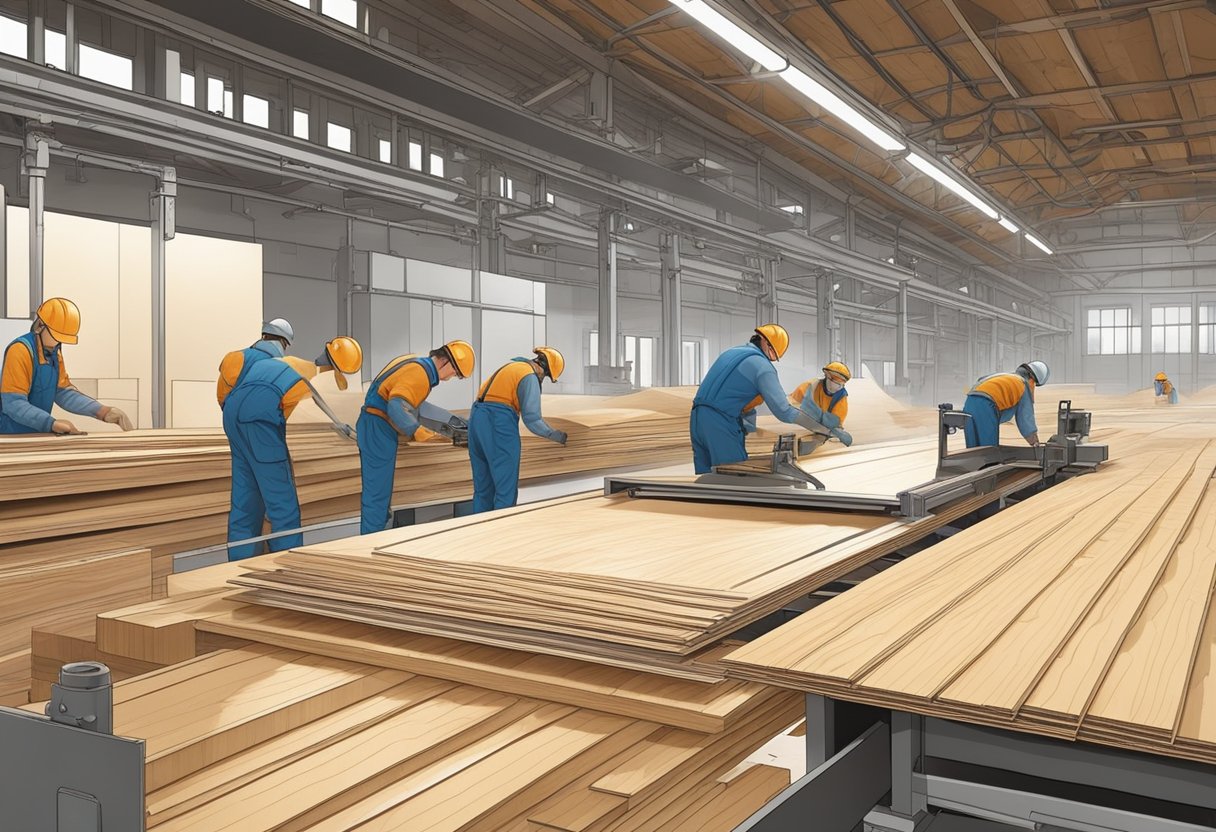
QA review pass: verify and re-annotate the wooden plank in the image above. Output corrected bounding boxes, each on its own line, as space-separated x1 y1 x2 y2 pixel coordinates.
95 590 243 664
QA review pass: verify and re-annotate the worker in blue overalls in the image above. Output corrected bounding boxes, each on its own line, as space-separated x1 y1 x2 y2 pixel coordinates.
468 347 568 513
1 297 134 434
223 336 363 560
357 340 475 535
216 318 297 408
689 324 807 474
962 360 1049 448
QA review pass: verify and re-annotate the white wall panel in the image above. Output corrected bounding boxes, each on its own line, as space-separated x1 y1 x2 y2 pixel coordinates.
406 259 471 301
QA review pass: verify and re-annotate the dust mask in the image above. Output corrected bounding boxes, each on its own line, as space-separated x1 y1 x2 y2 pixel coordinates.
825 377 843 394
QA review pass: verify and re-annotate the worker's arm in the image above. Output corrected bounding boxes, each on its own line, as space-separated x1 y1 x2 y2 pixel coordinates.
216 351 244 407
277 357 322 421
743 357 803 424
52 359 104 419
383 364 435 439
1013 385 1038 444
517 374 563 441
0 344 57 432
741 408 757 434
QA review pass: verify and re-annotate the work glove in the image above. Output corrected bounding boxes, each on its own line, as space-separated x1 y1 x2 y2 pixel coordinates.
412 426 438 443
51 419 83 435
101 406 135 431
832 428 853 447
799 399 826 424
818 410 841 430
551 430 568 446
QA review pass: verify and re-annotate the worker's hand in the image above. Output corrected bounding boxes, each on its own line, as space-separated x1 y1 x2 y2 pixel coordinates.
551 430 568 446
832 429 853 447
101 406 135 431
412 426 438 443
1026 433 1041 447
51 419 81 435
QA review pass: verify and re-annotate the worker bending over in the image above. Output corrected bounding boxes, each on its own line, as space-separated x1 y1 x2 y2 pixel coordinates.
357 341 474 535
1154 372 1179 405
223 336 363 560
468 347 567 513
1 298 133 435
963 360 1049 448
790 361 853 445
690 324 807 474
217 318 297 408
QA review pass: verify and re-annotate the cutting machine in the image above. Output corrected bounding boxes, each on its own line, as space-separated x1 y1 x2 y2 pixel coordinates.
605 400 1108 519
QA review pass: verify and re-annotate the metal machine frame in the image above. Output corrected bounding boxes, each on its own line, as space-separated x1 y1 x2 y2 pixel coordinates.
737 695 1216 832
606 400 1109 520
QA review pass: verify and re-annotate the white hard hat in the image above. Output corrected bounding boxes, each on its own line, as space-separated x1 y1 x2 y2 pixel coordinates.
1021 360 1050 386
261 318 295 345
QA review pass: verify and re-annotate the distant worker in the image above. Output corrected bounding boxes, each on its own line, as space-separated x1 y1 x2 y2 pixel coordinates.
216 318 297 408
468 347 568 513
690 324 809 474
357 341 475 535
790 361 853 445
963 360 1049 448
1154 372 1179 405
1 298 134 435
223 336 363 560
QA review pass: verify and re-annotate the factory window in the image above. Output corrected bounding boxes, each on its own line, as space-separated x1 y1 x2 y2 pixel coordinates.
179 71 195 107
407 141 423 171
377 138 391 163
1151 306 1191 354
624 336 655 388
1085 307 1139 355
285 0 309 6
242 94 270 129
882 361 896 387
326 122 352 152
499 175 515 200
778 203 803 216
680 340 703 385
207 76 233 117
0 13 27 59
321 0 358 28
1201 305 1216 354
79 43 132 89
44 28 65 69
292 109 309 139
429 152 445 177
546 192 555 205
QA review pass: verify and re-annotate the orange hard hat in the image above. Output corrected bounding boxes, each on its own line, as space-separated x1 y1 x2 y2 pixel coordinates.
440 340 476 378
533 346 565 381
324 336 363 390
36 298 81 345
754 324 789 360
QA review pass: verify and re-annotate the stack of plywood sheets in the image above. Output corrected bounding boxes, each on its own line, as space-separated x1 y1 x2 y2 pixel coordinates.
724 436 1216 765
229 460 1039 678
29 596 801 832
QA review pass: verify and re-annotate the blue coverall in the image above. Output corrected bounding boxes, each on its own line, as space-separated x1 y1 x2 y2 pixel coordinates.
222 358 306 560
217 340 284 408
689 343 805 474
468 358 563 513
962 372 1037 448
0 332 106 433
357 356 439 535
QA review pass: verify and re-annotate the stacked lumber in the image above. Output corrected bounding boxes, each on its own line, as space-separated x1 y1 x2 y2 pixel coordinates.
0 547 153 704
229 459 1039 677
724 434 1216 765
28 591 799 831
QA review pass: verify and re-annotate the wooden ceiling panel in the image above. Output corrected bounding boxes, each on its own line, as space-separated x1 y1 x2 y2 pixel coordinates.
901 0 959 41
1192 80 1216 118
643 28 743 75
1177 8 1216 74
966 0 1055 25
831 0 921 51
1073 19 1166 87
989 32 1089 95
1108 90 1181 123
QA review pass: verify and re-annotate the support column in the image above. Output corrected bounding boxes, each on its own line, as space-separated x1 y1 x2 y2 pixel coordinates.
659 231 681 387
755 258 777 325
865 711 930 831
805 694 836 770
336 218 355 338
149 168 176 429
896 281 909 388
1192 292 1200 391
478 167 504 273
24 132 49 314
0 183 6 318
816 273 835 364
597 209 618 370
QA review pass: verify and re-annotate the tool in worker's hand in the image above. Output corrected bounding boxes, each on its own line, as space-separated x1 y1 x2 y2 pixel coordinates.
302 379 357 442
417 401 470 447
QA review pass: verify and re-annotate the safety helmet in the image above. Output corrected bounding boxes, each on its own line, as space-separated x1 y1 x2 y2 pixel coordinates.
439 340 476 378
262 317 295 345
36 298 81 345
823 361 851 382
533 346 565 382
324 336 363 391
1155 371 1168 381
754 324 789 360
1020 360 1050 386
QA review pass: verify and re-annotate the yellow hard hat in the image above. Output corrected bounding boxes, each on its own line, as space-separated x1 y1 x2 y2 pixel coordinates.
324 336 363 390
823 361 851 382
754 324 789 360
441 339 476 378
533 346 565 381
36 297 81 345
1155 371 1168 381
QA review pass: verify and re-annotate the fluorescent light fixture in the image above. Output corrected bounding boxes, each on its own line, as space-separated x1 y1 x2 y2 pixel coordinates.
779 67 905 152
673 1 786 72
906 152 999 220
998 217 1019 233
1026 233 1053 255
